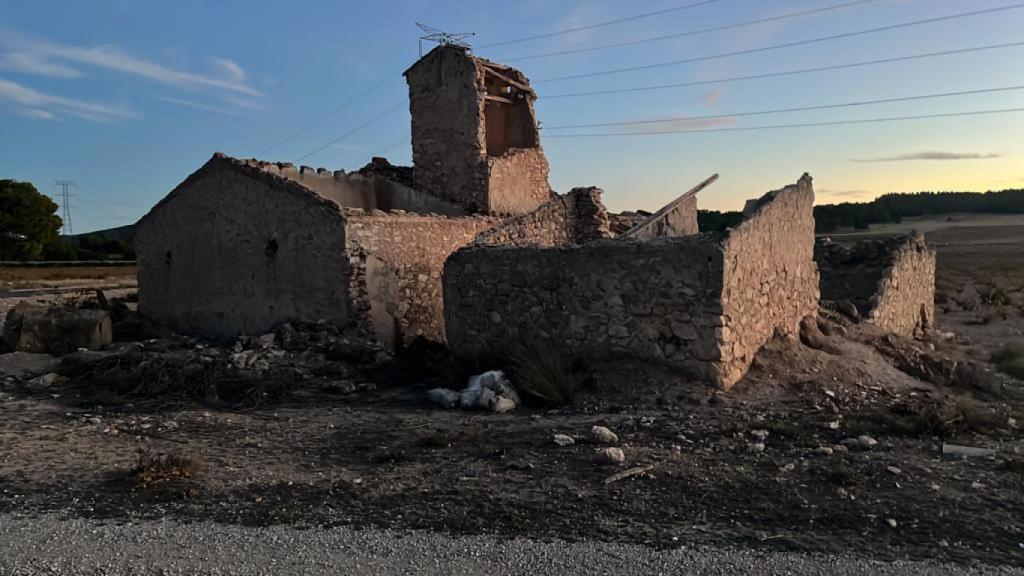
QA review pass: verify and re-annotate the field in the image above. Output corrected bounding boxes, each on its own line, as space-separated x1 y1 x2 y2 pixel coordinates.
1 220 1023 567
0 265 137 292
827 215 1024 311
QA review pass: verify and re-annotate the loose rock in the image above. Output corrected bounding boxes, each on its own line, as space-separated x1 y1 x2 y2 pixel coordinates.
594 447 625 464
553 434 575 447
590 425 618 445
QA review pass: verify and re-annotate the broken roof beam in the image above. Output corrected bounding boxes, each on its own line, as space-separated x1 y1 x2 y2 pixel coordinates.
621 173 718 240
481 65 533 94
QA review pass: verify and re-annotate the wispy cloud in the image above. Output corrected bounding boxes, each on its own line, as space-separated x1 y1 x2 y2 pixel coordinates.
0 77 136 121
157 95 239 115
0 50 81 78
0 30 264 118
819 188 870 199
851 151 1002 163
610 115 736 134
552 2 608 47
702 88 721 106
17 107 56 120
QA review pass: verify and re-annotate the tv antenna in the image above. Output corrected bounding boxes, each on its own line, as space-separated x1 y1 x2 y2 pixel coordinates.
416 23 475 56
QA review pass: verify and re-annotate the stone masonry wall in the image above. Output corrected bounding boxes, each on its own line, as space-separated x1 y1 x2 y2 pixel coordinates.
405 45 550 215
473 187 611 247
136 155 351 336
444 236 727 381
344 211 500 347
405 46 488 211
868 234 936 335
239 160 467 216
486 147 551 214
816 234 935 336
718 174 820 386
624 194 699 240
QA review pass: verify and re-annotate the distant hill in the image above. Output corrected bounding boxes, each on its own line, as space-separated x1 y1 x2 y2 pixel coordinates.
62 224 136 245
52 224 137 261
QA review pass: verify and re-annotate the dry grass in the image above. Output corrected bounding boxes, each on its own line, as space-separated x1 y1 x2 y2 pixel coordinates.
503 343 581 406
0 266 137 290
134 450 203 491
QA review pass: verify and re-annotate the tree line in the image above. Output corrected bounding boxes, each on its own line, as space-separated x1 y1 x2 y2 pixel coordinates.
698 188 1024 233
0 179 134 261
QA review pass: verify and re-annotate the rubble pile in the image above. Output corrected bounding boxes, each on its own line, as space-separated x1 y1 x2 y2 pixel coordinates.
1 305 385 406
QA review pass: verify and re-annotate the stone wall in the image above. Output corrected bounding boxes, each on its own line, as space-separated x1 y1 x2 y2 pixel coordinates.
405 46 486 211
241 159 466 216
486 147 552 214
344 210 500 346
444 237 727 381
443 174 821 388
718 175 820 385
136 154 351 336
816 234 935 336
404 45 550 215
623 195 698 239
473 187 611 247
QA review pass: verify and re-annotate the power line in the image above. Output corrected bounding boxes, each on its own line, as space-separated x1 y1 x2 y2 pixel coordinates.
544 107 1024 138
477 0 720 49
505 0 881 62
538 2 1024 83
543 41 1024 99
256 68 405 158
295 100 408 163
544 85 1024 130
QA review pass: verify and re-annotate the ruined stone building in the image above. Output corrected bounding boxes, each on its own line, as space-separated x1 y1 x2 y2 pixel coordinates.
136 46 565 348
444 175 821 388
815 233 936 336
405 46 551 215
136 41 935 388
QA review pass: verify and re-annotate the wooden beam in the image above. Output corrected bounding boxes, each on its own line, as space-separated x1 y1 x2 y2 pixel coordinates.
622 173 719 240
481 66 532 93
484 94 516 105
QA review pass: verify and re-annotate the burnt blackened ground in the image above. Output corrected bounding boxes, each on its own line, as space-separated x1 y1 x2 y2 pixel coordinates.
1 308 1023 567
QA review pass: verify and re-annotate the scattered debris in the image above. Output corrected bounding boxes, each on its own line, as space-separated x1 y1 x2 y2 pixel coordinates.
427 388 460 409
425 370 521 413
602 464 654 485
942 443 996 459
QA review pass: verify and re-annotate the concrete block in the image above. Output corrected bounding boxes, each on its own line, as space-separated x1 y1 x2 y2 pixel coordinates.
3 305 112 355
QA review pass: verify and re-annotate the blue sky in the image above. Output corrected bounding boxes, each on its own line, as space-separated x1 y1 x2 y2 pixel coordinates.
1 0 1022 232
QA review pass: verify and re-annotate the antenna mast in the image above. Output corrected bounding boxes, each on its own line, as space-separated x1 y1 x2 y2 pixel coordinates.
416 23 475 56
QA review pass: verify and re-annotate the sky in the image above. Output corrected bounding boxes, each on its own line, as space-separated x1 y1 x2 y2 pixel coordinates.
0 0 1022 233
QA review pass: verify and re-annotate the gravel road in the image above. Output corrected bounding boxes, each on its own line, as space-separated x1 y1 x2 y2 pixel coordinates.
1 513 1020 575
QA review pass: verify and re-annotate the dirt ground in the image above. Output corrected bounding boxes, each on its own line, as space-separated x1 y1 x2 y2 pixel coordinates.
1 227 1023 568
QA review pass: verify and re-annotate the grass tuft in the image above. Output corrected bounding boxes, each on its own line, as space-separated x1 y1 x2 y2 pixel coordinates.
503 343 581 406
